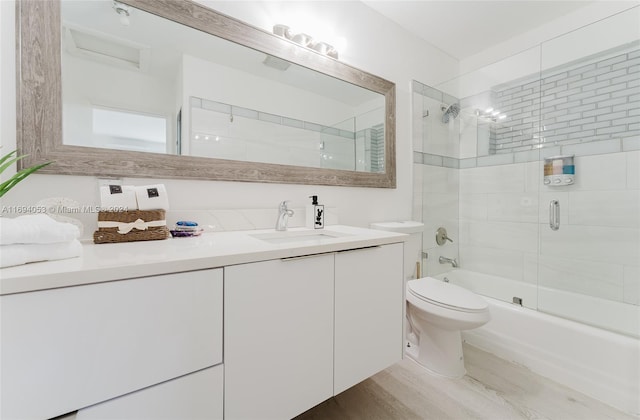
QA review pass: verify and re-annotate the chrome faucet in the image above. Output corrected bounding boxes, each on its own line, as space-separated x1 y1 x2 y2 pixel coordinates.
275 201 294 231
439 256 458 268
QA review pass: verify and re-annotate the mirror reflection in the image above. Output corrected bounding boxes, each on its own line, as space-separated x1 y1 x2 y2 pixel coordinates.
60 0 386 173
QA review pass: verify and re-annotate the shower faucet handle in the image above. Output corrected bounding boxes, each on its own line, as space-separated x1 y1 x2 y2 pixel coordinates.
435 227 453 246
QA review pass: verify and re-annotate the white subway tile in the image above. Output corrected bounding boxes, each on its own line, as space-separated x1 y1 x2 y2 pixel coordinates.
573 152 626 190
458 220 471 246
459 158 477 169
525 161 541 192
468 221 538 253
539 224 639 266
628 151 640 189
540 146 563 158
477 153 514 166
460 164 525 194
459 245 525 281
487 193 539 223
598 96 628 108
596 68 627 81
412 95 424 152
538 255 624 302
423 165 458 193
423 154 443 166
568 190 639 228
412 81 424 94
423 192 459 222
523 253 539 285
412 164 423 222
514 150 540 163
596 125 626 135
423 85 444 101
459 193 488 222
623 265 640 305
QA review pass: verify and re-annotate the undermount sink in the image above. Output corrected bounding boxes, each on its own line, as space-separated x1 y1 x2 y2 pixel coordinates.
250 229 352 244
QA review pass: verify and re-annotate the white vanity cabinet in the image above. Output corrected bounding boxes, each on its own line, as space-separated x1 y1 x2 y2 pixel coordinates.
224 254 335 420
0 226 406 420
224 243 404 419
334 243 404 394
0 269 223 420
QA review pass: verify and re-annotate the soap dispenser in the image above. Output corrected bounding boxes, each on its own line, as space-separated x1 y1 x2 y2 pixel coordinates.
306 195 325 229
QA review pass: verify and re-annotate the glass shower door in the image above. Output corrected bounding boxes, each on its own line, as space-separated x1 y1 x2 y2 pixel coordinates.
537 7 640 338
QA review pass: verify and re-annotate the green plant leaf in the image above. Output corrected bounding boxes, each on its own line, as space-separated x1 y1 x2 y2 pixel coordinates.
0 154 27 175
0 160 52 198
0 150 19 172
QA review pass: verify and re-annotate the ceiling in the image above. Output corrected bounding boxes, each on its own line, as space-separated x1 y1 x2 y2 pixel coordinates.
361 1 598 60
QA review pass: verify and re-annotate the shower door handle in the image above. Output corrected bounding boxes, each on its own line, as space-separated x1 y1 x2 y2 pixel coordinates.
549 200 560 231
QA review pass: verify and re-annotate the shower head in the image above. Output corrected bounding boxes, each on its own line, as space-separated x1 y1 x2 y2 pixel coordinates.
441 103 460 124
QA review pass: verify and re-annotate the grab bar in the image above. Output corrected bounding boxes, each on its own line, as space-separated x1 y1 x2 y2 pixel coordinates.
549 200 560 231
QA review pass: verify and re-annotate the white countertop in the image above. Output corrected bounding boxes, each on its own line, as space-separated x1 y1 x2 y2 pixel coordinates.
0 225 407 295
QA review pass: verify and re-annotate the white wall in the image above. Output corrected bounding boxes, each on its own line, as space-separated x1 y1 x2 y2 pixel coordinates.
459 1 639 75
0 0 458 238
62 53 176 152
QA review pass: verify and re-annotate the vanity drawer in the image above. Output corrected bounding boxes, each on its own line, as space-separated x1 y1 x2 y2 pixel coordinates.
1 269 222 420
76 365 223 420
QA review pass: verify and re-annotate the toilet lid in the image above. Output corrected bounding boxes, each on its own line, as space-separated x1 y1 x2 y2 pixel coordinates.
408 277 488 312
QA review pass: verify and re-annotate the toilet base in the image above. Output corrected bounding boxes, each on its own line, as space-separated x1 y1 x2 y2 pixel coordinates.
405 324 466 379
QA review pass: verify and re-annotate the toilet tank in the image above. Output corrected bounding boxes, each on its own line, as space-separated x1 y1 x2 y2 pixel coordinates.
370 221 424 281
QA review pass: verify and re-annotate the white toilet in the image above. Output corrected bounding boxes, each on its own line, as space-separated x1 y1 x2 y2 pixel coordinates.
370 221 490 378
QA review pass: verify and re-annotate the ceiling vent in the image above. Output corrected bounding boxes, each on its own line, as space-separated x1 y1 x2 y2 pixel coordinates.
63 23 150 72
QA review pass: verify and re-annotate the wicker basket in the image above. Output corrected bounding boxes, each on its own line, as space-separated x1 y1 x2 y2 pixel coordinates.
93 209 170 244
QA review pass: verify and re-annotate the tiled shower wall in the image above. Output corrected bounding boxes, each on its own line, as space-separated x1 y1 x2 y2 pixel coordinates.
493 46 639 153
190 97 383 171
459 152 639 308
412 75 640 313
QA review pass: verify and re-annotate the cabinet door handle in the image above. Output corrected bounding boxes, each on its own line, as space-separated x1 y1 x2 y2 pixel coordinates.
280 253 330 262
335 245 381 253
549 200 560 231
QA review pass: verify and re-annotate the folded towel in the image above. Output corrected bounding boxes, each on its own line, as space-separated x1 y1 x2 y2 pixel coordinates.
0 214 80 245
0 239 83 268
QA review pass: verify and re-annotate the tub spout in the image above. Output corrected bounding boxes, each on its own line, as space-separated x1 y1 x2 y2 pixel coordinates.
439 256 458 268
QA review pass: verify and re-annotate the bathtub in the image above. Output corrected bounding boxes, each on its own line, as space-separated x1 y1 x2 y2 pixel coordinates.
433 269 640 416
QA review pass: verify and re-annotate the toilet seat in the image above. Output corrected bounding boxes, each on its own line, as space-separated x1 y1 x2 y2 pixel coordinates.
407 277 488 313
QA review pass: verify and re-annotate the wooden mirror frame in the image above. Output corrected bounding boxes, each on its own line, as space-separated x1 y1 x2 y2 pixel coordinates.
16 0 396 188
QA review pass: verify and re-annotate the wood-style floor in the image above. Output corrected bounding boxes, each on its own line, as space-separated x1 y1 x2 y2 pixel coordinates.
295 343 636 420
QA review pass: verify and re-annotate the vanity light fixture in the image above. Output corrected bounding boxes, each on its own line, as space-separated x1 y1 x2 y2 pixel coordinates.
113 1 130 26
272 24 339 59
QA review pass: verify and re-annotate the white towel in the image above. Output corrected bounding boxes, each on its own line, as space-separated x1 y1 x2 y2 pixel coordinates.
0 214 80 245
0 239 83 268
